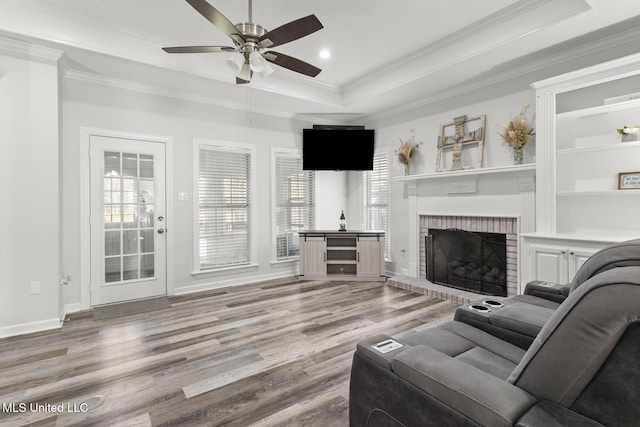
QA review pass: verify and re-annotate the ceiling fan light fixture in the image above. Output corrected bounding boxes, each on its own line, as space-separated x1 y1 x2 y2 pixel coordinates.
227 52 245 73
260 63 274 78
249 50 267 72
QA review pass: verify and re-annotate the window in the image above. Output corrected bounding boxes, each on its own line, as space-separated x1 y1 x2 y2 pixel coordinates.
363 152 389 256
273 150 315 260
196 142 254 270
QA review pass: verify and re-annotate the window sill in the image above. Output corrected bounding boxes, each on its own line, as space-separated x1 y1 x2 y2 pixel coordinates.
191 263 259 277
271 257 300 266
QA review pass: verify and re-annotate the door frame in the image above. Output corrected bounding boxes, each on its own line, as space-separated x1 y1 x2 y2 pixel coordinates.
80 127 174 310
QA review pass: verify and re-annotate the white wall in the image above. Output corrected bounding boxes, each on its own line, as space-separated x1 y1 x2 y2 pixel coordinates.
0 46 62 337
61 77 346 309
314 171 348 230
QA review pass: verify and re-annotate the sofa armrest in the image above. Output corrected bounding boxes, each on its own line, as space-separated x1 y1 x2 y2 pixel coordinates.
524 280 569 303
516 400 605 427
392 345 536 427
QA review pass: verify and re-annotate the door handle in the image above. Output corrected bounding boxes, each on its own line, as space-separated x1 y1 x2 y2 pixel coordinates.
157 228 165 234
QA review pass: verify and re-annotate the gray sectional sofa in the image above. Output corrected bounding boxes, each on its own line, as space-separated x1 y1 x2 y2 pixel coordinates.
349 239 640 426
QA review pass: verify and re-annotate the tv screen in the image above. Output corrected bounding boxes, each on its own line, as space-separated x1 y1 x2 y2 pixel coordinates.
302 128 375 170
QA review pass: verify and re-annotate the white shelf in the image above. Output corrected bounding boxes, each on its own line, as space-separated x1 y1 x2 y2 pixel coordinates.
557 190 640 197
394 164 535 182
556 140 640 155
556 98 640 119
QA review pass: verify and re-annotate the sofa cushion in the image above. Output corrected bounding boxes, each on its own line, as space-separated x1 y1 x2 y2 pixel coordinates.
490 303 555 338
400 321 526 380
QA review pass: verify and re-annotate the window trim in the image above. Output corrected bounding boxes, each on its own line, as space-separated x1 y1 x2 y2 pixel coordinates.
271 147 315 262
362 149 390 258
192 138 257 274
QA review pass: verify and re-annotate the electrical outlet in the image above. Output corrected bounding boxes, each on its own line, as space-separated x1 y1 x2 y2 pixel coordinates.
60 275 71 286
178 192 188 201
30 281 41 295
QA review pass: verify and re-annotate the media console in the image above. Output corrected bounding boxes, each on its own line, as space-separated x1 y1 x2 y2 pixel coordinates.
298 230 385 281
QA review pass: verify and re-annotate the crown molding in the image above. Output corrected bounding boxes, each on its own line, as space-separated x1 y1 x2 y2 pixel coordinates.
342 0 591 105
64 69 296 120
359 16 640 123
0 35 64 63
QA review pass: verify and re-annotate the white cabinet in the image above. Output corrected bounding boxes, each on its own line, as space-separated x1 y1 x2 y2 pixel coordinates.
356 236 385 278
521 235 613 287
300 236 327 278
299 231 385 281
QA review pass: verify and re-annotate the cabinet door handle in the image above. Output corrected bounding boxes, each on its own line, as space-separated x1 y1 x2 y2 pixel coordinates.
324 252 327 262
357 252 360 262
561 250 566 254
569 251 574 255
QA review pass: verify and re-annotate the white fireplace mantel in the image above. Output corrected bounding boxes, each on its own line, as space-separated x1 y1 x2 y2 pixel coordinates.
394 163 535 183
400 163 536 294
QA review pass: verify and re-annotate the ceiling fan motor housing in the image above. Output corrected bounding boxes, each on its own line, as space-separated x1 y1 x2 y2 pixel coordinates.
234 22 268 56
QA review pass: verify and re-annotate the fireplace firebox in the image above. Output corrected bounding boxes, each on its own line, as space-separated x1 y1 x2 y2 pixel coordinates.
426 228 507 296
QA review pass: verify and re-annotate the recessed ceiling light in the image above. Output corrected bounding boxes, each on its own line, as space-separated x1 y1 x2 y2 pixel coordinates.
319 49 331 60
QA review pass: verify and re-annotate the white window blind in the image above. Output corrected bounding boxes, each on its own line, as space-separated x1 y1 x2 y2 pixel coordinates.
274 154 314 259
198 146 252 269
363 153 389 255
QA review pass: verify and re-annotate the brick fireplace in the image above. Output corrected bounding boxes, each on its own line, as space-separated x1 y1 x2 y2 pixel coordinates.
420 215 518 296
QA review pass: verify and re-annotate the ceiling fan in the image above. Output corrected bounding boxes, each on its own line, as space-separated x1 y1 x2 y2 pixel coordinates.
162 0 323 84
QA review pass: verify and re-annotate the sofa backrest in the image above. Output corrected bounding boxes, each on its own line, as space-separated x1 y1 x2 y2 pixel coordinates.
569 238 640 293
508 266 640 424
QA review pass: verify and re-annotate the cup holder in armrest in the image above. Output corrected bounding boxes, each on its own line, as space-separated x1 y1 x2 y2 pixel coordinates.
482 300 504 308
469 304 491 313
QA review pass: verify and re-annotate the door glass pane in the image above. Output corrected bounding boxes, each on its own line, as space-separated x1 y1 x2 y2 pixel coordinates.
105 231 121 256
105 258 121 283
140 154 154 178
123 255 139 280
122 205 138 228
104 206 121 229
140 254 154 278
105 152 120 177
123 230 138 255
140 229 154 253
102 150 156 283
122 153 138 177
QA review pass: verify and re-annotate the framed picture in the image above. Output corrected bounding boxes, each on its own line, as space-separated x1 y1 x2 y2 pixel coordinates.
618 171 640 190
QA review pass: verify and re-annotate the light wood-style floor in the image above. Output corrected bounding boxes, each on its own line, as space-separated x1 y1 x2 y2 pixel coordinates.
0 278 457 426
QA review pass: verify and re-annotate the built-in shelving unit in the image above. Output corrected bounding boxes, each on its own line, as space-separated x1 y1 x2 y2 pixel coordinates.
532 52 640 240
521 53 640 288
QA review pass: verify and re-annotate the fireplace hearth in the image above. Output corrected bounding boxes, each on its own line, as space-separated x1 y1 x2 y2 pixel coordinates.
426 228 507 296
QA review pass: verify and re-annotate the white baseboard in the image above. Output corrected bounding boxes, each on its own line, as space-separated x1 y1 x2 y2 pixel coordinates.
175 271 297 296
0 318 62 339
63 302 83 315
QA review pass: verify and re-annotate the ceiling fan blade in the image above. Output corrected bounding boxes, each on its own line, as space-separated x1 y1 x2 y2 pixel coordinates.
258 15 323 48
185 0 245 44
264 51 321 77
162 46 236 54
236 62 253 83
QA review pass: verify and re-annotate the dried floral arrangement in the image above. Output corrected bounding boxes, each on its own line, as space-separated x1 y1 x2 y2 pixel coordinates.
496 102 536 150
395 132 422 166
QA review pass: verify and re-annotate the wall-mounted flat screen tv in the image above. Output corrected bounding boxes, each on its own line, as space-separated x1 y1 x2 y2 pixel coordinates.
302 128 375 170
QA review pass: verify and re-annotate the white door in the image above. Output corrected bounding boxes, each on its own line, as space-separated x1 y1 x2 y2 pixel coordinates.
90 136 167 306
